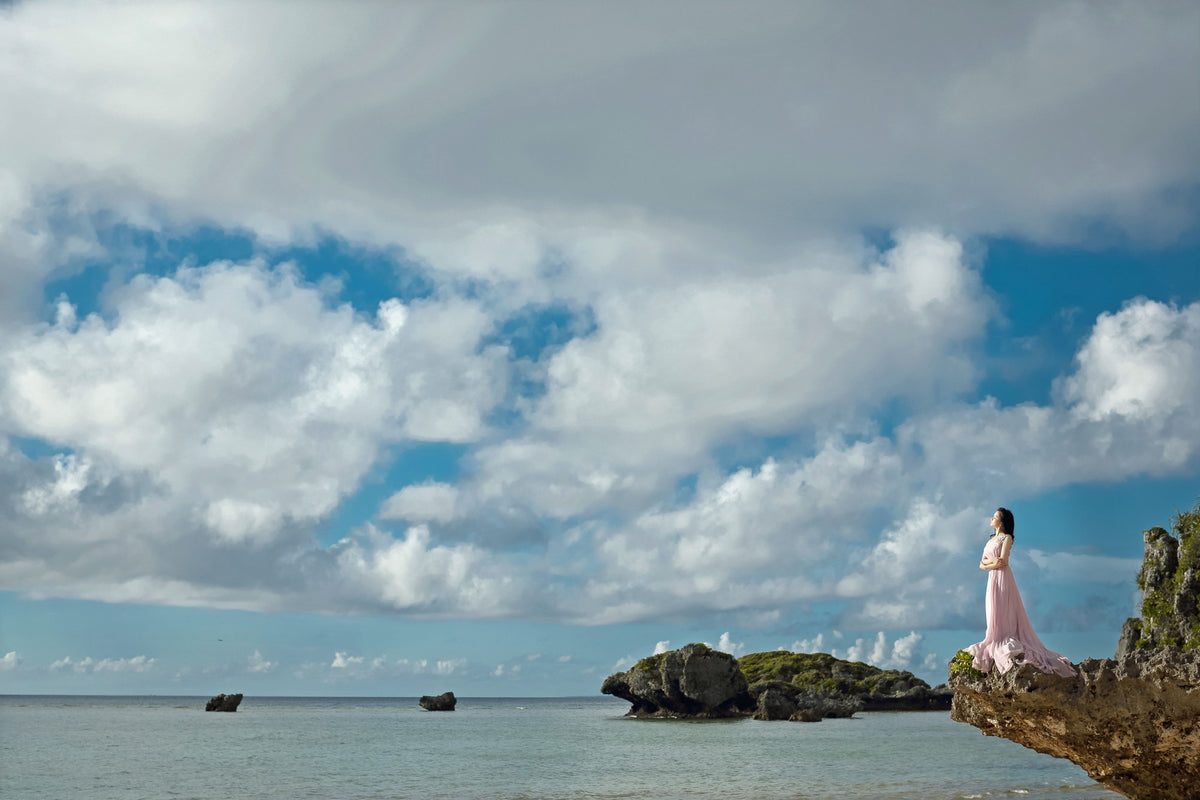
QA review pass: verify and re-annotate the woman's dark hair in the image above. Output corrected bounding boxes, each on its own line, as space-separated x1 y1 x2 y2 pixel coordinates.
996 507 1015 539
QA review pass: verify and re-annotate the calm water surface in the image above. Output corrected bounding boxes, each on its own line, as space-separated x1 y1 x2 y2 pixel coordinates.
0 695 1121 800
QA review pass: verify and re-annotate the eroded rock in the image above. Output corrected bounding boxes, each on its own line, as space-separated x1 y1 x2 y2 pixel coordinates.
205 693 243 712
949 648 1200 800
600 643 755 718
419 692 457 711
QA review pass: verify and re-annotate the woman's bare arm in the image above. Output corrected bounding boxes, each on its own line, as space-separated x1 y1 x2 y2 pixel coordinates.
981 535 1012 569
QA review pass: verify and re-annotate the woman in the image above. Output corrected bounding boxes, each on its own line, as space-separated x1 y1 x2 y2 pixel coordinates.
965 508 1075 676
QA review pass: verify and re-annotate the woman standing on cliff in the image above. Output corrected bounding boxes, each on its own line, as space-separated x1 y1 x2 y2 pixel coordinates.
965 508 1076 676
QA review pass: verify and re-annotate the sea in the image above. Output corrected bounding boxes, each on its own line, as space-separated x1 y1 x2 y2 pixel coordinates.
0 695 1122 800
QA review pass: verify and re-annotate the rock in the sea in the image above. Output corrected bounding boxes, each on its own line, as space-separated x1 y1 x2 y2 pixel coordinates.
950 648 1200 800
601 643 755 718
419 692 457 711
738 650 951 712
602 645 947 721
749 680 862 721
205 693 243 712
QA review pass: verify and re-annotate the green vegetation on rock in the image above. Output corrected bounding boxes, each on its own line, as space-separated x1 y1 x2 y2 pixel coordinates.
737 650 927 696
1135 501 1200 652
949 649 984 680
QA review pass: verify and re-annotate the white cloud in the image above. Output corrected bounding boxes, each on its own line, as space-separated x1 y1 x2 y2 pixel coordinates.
0 1 1194 255
0 261 507 547
834 631 922 671
435 659 466 676
247 650 276 674
49 655 156 673
1061 299 1200 424
379 482 461 524
330 652 363 669
330 524 532 616
716 632 745 657
790 635 825 654
0 651 20 670
652 640 671 655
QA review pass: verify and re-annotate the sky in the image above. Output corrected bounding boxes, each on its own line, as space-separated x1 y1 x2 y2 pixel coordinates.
0 0 1198 696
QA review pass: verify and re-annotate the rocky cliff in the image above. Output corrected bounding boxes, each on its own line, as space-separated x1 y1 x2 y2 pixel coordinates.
601 643 756 719
950 648 1200 800
950 503 1200 800
1116 510 1200 656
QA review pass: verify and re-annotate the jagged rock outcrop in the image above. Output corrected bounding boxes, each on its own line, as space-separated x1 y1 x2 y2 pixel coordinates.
1116 515 1200 656
950 648 1200 800
601 643 755 718
748 680 861 721
205 693 243 712
419 692 457 711
951 503 1200 800
601 644 948 721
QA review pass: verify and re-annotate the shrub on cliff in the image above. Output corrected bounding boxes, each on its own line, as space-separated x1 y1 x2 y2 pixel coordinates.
1131 501 1200 652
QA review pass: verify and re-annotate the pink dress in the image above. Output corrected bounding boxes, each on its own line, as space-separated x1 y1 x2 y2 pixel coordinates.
965 534 1075 676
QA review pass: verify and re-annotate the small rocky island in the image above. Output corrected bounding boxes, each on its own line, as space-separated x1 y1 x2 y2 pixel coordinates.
205 693 243 712
419 691 457 711
602 642 950 722
949 504 1200 800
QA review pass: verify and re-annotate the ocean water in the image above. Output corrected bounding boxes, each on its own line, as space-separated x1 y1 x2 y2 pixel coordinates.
0 695 1121 800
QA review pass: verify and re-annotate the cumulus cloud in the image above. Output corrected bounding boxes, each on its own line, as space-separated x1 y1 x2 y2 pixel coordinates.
790 635 825 654
379 482 462 524
49 655 156 673
330 652 363 669
247 650 276 674
716 632 745 656
834 631 923 670
2 291 1194 632
0 262 505 544
0 650 20 670
466 231 986 523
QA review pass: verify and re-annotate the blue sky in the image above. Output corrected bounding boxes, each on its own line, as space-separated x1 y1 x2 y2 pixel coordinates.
1 0 1198 696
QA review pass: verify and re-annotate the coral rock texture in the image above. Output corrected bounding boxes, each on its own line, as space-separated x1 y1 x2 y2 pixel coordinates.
601 643 755 719
949 648 1200 800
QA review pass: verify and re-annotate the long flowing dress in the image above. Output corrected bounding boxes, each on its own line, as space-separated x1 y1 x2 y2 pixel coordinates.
965 534 1075 676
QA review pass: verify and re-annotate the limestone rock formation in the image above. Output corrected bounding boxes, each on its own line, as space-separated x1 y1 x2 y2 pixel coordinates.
601 644 948 721
748 680 861 721
205 693 243 712
601 643 755 718
1116 515 1200 656
419 692 457 711
949 648 1200 800
738 650 951 712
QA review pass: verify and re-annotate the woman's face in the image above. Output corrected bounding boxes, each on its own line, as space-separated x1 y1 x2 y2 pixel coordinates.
990 510 1002 529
